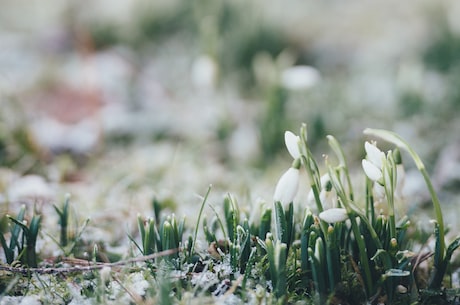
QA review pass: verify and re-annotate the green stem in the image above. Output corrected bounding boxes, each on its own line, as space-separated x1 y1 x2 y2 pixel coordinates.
365 178 375 225
388 214 396 242
301 154 323 213
328 166 373 296
420 167 445 260
327 135 354 201
190 185 212 259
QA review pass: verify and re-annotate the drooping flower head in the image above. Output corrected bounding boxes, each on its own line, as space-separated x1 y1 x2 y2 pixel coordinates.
362 141 385 182
365 141 385 168
273 159 301 205
307 173 337 209
284 131 301 160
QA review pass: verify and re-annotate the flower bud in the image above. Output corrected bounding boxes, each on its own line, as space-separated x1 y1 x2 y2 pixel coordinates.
284 131 301 159
274 167 300 205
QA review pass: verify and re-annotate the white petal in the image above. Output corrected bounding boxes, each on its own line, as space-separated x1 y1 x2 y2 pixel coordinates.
362 159 383 182
319 208 348 223
284 131 301 159
365 141 385 168
273 167 300 205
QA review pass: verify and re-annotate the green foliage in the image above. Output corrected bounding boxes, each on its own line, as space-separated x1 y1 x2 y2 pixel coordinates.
423 22 460 73
265 235 287 301
0 207 26 265
0 206 41 267
50 196 90 257
273 201 294 250
134 212 184 263
53 195 71 248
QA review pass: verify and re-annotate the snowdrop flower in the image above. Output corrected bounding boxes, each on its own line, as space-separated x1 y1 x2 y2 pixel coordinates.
307 173 337 209
362 159 383 182
274 159 300 205
319 208 348 223
191 54 218 91
362 142 385 182
284 131 301 159
373 182 386 201
365 141 385 168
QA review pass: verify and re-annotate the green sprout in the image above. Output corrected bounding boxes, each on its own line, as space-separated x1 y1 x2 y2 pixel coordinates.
53 194 71 248
0 205 41 267
50 195 90 257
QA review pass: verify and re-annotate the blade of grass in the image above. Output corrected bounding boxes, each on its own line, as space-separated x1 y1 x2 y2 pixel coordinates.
190 185 212 260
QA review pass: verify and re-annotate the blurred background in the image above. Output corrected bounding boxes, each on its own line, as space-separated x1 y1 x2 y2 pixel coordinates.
1 0 460 233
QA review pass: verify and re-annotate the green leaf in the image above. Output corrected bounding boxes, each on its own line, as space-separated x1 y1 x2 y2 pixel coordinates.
259 207 272 240
274 201 287 244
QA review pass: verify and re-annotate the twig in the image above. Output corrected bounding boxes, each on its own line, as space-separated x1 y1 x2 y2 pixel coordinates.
0 249 178 275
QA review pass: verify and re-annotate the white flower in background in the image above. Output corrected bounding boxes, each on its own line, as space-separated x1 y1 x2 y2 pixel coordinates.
372 182 388 213
319 208 348 223
274 162 300 205
7 175 54 202
281 65 320 91
30 117 100 154
284 131 301 159
307 173 337 209
373 182 386 201
191 54 218 91
362 141 385 182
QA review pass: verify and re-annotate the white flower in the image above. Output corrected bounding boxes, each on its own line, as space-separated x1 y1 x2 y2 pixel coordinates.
284 131 301 159
191 54 218 91
362 159 383 182
319 188 337 210
307 174 336 209
281 65 320 91
274 167 300 205
364 141 385 168
362 141 385 182
319 208 348 223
